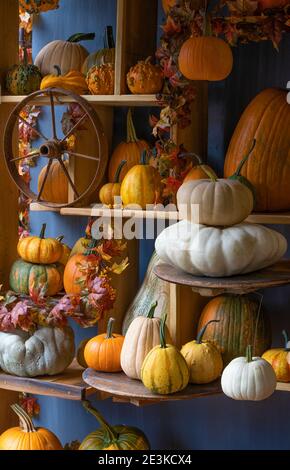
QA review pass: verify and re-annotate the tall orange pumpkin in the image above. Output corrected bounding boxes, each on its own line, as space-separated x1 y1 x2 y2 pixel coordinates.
224 88 290 211
0 404 62 450
179 36 233 81
38 160 68 204
108 109 149 182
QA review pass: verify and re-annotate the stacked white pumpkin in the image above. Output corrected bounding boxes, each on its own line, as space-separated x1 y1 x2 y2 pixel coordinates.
155 162 286 401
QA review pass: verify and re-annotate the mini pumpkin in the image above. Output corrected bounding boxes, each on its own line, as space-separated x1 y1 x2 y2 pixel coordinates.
121 151 162 209
179 36 233 82
84 318 124 372
82 26 115 75
40 65 88 94
221 345 277 401
182 152 218 182
141 315 189 394
262 330 290 382
80 400 150 450
17 224 62 264
127 57 163 94
37 160 68 204
10 260 64 296
181 320 223 384
86 63 114 95
6 49 42 96
99 161 126 207
0 404 62 450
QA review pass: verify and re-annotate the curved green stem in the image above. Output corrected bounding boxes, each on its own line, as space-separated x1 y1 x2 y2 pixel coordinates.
160 314 167 349
114 160 127 183
11 404 35 433
82 400 118 442
179 152 203 166
246 345 253 363
56 236 64 243
126 109 138 143
106 317 115 339
282 330 290 351
147 301 158 319
104 25 115 49
196 320 219 344
67 33 95 43
39 223 46 239
232 139 256 178
54 65 62 77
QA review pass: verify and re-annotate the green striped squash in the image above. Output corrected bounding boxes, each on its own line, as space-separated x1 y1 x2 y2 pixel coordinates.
10 259 63 296
198 294 271 365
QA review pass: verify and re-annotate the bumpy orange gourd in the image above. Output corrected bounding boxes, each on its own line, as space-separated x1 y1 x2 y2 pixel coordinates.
84 318 124 372
127 57 163 94
179 36 233 81
17 224 62 265
121 152 162 209
82 26 115 75
262 330 290 382
40 66 88 94
182 152 218 182
38 160 68 204
99 161 126 207
0 404 62 450
108 109 149 182
224 88 290 212
86 63 114 95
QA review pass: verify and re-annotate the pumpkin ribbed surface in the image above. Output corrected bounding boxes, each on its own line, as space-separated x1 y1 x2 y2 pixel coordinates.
121 165 162 209
17 225 62 264
80 425 149 451
181 340 223 384
262 349 290 382
63 254 87 294
109 140 149 182
38 160 68 204
35 40 89 76
10 260 63 296
198 295 271 365
224 88 290 211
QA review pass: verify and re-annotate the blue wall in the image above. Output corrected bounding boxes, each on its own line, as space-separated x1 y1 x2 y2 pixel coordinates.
30 0 290 450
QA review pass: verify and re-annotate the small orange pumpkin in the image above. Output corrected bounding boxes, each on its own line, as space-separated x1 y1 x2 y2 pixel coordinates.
262 330 290 382
179 36 233 82
57 236 72 265
127 57 163 94
84 318 125 372
17 224 62 265
86 63 114 95
64 239 97 294
182 152 218 182
99 161 126 207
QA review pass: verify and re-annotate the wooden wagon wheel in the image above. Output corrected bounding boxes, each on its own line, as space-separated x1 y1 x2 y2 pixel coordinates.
4 87 108 208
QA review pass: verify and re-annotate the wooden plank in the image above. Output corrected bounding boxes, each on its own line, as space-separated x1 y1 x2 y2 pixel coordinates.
60 206 180 220
0 361 94 401
0 0 18 88
1 95 160 107
276 382 290 392
115 0 158 94
83 369 222 406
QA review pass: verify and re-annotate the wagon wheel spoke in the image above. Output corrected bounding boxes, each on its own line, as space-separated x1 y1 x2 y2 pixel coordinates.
37 159 53 201
10 150 40 164
58 158 80 199
61 112 88 143
67 151 100 162
18 115 48 141
49 91 57 139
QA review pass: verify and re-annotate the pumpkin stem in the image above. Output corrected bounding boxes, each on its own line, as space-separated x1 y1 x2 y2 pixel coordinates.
160 314 167 349
282 330 290 351
203 1 212 37
39 223 47 239
56 236 64 243
104 25 115 49
140 150 148 166
196 320 219 344
126 108 138 143
202 165 217 181
147 301 158 319
82 400 118 442
114 160 127 183
179 152 203 166
23 47 28 67
11 404 36 433
53 65 62 77
67 33 95 43
232 139 256 178
246 345 253 363
106 317 115 339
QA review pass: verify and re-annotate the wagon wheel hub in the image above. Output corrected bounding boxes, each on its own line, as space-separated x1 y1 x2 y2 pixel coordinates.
40 139 66 159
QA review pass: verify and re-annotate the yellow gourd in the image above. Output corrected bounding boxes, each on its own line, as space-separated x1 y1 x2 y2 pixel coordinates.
99 161 126 207
41 66 88 95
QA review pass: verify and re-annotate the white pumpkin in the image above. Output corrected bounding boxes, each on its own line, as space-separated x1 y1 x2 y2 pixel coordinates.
177 179 253 227
155 220 287 277
221 346 277 401
0 327 75 377
121 302 172 380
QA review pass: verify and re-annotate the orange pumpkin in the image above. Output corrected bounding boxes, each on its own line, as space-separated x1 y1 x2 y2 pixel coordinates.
84 318 124 372
99 161 126 207
0 404 62 450
57 236 72 265
224 88 290 212
262 330 290 382
259 0 288 9
63 253 87 295
17 224 62 265
86 63 114 95
120 151 162 209
108 109 150 182
127 57 163 94
38 160 68 204
179 36 233 81
182 153 218 182
162 0 176 13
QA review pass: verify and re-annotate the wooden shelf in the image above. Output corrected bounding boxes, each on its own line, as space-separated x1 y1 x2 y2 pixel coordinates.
0 94 160 107
82 369 222 407
154 260 290 296
0 360 94 401
276 382 290 392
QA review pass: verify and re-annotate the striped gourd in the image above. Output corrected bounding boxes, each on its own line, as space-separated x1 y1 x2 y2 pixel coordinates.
10 259 63 296
79 401 150 450
198 295 271 365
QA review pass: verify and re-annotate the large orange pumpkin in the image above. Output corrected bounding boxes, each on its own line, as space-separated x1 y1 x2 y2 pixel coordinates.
84 318 124 372
108 109 149 182
179 36 233 81
0 404 62 450
198 295 271 365
38 160 68 204
224 88 290 211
